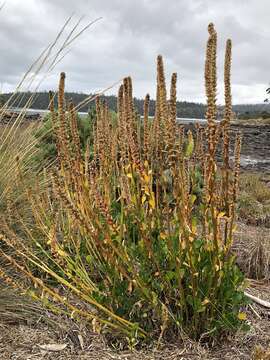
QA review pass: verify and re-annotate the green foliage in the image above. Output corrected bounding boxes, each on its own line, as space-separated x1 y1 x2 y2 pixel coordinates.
31 109 96 169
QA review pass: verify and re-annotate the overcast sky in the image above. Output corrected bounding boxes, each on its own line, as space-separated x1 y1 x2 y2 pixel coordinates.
0 0 269 104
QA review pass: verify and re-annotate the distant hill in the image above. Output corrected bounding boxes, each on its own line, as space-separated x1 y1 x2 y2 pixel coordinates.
1 91 270 119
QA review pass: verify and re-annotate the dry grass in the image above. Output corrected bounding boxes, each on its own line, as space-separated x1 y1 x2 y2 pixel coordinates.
233 223 270 280
238 173 270 227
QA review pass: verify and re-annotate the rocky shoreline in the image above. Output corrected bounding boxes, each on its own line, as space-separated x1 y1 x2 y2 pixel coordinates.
0 111 41 124
1 112 269 173
181 121 270 174
230 123 270 173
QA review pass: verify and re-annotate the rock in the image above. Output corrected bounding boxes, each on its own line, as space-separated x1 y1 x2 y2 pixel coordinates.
178 121 270 174
0 111 41 124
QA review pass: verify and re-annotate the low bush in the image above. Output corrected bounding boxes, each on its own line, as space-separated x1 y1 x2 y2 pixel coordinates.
0 23 248 345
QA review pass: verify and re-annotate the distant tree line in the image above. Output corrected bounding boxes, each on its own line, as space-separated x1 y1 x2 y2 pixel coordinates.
2 91 270 119
2 91 206 119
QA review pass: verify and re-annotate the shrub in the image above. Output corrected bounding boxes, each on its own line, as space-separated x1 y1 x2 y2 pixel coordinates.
0 23 248 345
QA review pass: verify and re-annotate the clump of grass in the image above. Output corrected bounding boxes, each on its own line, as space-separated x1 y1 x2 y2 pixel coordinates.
0 23 249 345
247 235 270 280
238 173 270 226
234 225 270 280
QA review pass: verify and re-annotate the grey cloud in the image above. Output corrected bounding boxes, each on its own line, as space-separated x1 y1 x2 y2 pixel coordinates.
0 0 269 104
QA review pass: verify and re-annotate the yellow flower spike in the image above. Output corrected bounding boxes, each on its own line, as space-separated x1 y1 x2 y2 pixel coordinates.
160 232 166 240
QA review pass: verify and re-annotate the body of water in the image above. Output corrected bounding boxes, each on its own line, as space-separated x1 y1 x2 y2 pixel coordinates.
9 107 207 123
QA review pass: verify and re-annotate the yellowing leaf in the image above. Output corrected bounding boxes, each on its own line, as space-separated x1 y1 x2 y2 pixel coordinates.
149 197 155 209
238 312 247 321
191 217 197 232
144 186 150 196
190 194 197 205
144 174 151 184
183 262 190 268
141 194 147 204
185 130 194 157
160 232 166 240
202 298 210 306
57 249 67 257
217 211 226 219
141 223 147 231
128 282 133 293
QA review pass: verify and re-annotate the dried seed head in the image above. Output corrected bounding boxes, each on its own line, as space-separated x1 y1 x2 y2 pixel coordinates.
143 93 150 161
